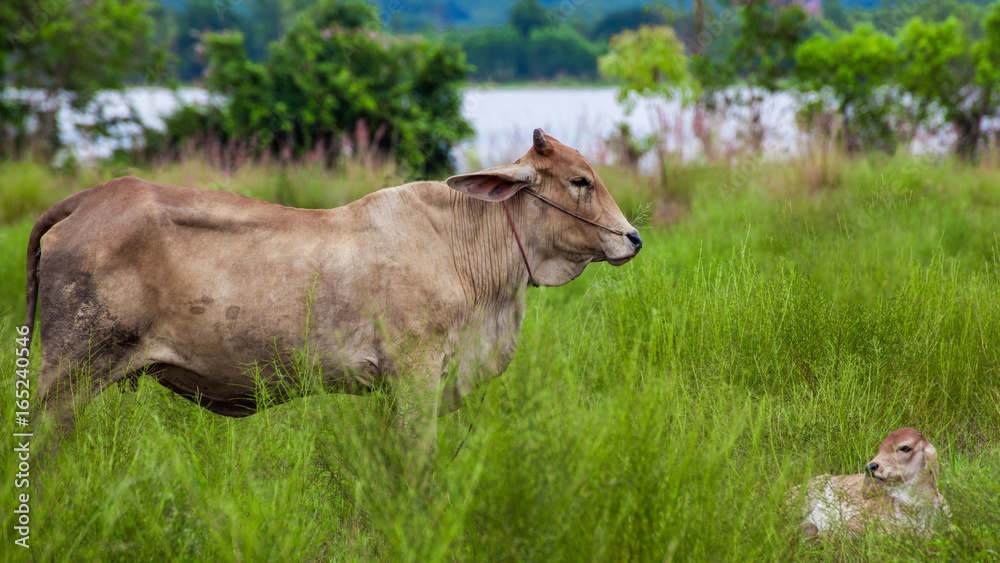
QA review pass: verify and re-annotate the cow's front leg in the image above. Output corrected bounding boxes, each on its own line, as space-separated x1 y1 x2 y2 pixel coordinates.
386 353 443 461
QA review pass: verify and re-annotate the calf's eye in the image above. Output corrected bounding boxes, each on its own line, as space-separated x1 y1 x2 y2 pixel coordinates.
899 445 912 453
570 177 592 188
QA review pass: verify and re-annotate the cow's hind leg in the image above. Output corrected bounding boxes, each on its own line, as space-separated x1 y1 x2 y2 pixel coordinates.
36 342 152 447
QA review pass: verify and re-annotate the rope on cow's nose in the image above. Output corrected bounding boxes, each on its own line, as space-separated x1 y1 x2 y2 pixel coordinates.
501 188 627 288
522 188 626 236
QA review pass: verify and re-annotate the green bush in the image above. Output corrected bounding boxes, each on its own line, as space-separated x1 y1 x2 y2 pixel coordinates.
895 10 1000 160
0 0 164 162
454 26 527 81
156 0 472 178
527 26 602 80
795 23 901 153
455 23 602 82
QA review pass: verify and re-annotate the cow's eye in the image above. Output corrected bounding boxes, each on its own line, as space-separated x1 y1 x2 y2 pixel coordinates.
570 177 592 188
899 445 912 453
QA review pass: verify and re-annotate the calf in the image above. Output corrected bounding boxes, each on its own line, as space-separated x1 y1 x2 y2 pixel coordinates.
793 427 949 537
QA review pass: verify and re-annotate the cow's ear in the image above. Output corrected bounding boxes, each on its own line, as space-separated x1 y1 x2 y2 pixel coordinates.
445 163 534 202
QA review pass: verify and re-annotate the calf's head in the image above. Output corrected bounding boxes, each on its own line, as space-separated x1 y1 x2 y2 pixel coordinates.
447 129 641 286
863 427 940 495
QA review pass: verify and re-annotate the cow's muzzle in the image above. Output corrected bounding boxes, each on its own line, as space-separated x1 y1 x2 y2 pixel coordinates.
626 231 642 251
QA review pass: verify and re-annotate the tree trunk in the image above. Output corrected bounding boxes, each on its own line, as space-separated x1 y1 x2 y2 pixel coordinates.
748 88 764 153
955 113 982 162
37 91 62 161
841 100 858 155
695 0 704 54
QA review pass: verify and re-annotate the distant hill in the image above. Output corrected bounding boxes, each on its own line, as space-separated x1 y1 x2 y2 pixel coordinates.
150 0 987 31
369 0 649 30
369 1 881 29
152 0 655 30
837 0 881 7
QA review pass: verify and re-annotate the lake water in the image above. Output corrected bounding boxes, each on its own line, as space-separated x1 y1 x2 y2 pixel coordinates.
458 86 814 171
15 86 968 173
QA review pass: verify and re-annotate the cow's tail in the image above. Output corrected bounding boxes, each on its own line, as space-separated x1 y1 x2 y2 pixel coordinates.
25 194 83 349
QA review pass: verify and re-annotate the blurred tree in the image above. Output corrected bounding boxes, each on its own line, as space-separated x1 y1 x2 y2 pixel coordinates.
528 26 601 79
168 0 311 81
694 0 705 52
172 0 248 81
727 0 809 149
1 0 164 160
5 0 162 94
201 32 272 141
821 0 853 30
896 8 1000 160
605 122 658 170
896 18 975 156
453 1 602 83
0 2 31 158
686 1 739 95
454 26 528 80
870 0 991 40
590 6 667 41
978 1 1000 89
242 0 288 62
795 23 900 153
159 0 472 177
599 25 696 171
377 0 472 32
682 1 808 153
731 1 808 92
972 0 1000 145
598 25 698 111
510 0 550 37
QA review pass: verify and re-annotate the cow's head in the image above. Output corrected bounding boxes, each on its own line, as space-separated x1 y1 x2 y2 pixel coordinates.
446 129 641 286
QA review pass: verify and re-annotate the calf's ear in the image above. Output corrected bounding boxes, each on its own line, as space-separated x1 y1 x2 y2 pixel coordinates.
446 163 534 202
923 444 940 488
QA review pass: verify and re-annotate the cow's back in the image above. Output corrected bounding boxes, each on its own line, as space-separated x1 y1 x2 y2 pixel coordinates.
37 178 347 379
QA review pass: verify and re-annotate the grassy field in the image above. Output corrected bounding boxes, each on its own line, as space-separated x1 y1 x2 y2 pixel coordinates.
1 154 999 561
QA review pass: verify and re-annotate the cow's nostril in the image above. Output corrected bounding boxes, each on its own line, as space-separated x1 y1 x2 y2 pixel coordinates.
865 463 879 474
626 231 642 250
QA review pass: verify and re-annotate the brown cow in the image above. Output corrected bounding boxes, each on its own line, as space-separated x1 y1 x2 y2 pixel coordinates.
25 129 641 447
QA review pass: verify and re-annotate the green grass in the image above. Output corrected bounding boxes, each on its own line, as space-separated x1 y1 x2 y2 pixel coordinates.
1 155 999 561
